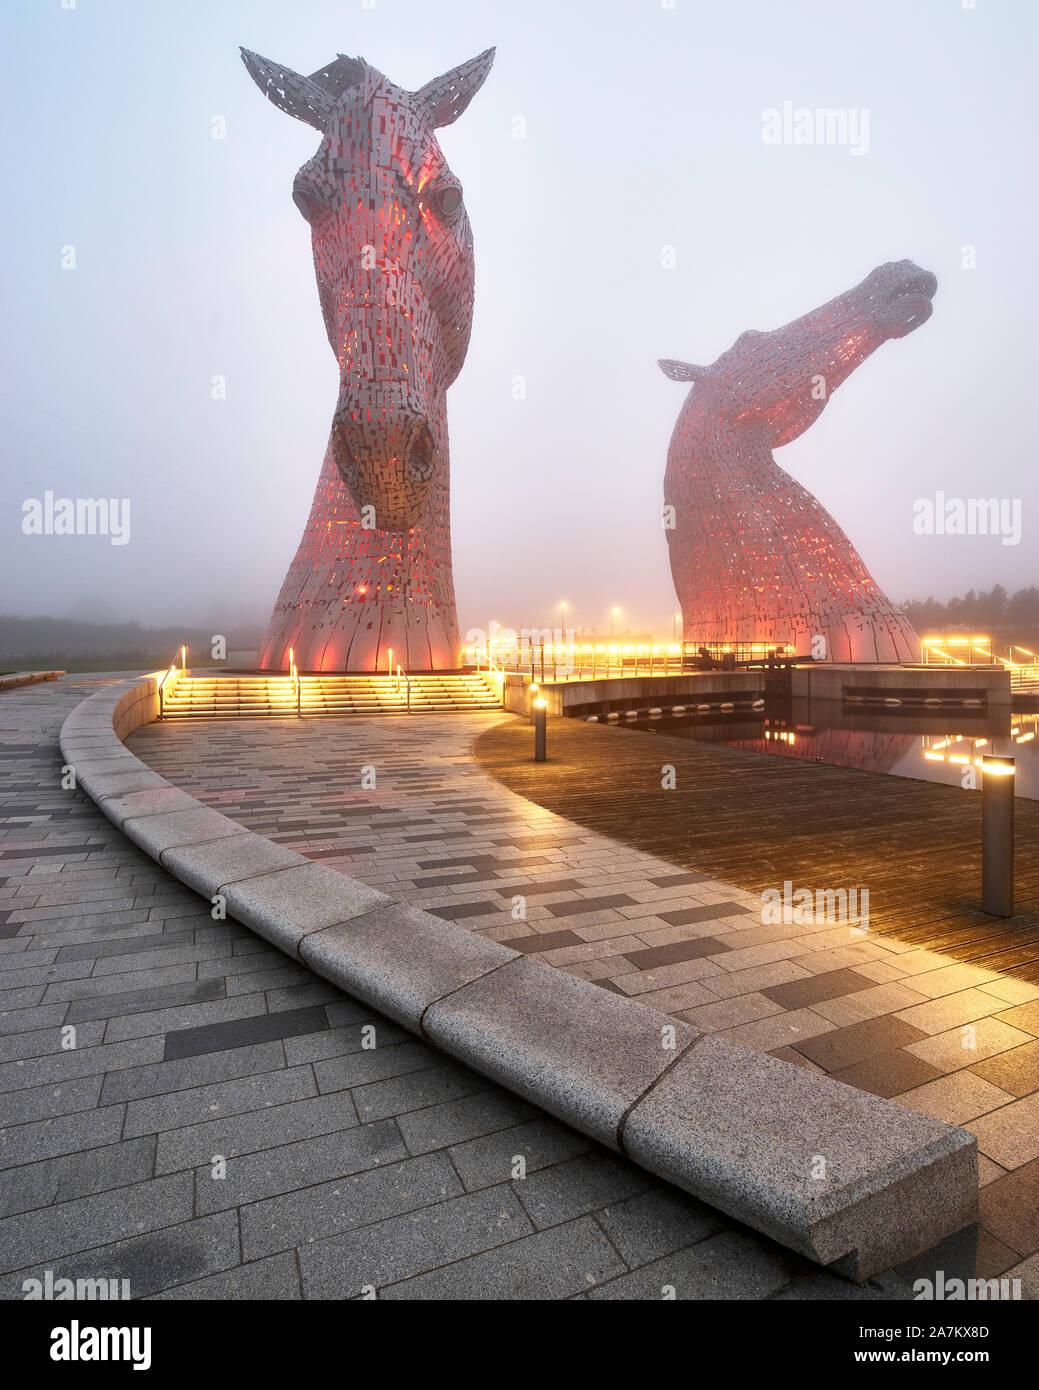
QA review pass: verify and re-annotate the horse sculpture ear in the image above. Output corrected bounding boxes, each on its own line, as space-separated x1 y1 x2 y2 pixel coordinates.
413 48 495 127
240 48 336 130
658 359 708 383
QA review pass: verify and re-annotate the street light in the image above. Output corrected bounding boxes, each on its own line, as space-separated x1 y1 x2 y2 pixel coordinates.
611 607 620 638
529 681 539 723
533 698 547 761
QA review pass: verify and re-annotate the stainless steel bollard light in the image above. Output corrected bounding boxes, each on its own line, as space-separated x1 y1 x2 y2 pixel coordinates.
528 681 540 724
980 755 1015 917
533 698 547 762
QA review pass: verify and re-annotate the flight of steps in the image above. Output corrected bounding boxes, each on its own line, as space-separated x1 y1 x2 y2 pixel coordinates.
159 673 501 719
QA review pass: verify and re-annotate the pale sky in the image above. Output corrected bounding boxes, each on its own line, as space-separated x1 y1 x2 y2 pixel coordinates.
2 0 1036 639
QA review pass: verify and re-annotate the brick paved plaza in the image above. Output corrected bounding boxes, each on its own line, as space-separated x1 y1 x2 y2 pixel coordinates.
0 676 922 1301
2 676 1036 1300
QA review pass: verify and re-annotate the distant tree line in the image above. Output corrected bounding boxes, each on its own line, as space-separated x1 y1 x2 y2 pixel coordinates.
0 617 263 672
901 585 1039 633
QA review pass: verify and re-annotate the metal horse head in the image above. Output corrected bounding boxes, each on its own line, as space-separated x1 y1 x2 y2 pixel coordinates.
242 46 494 532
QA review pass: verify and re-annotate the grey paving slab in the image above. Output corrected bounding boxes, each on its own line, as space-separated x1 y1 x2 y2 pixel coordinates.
298 1186 535 1298
378 1215 628 1300
265 980 342 1011
0 1018 105 1063
104 994 274 1044
149 1252 302 1301
0 1003 70 1036
0 1172 194 1275
3 1212 242 1301
64 977 224 1024
225 965 325 997
349 1060 492 1122
239 1149 463 1261
592 1186 725 1268
512 1152 651 1230
124 1064 317 1138
55 929 195 962
90 940 231 977
41 964 200 1002
585 1229 797 1300
162 1003 328 1061
99 1039 288 1105
3 1075 104 1125
0 1036 165 1091
283 1018 411 1066
1 1137 157 1217
0 1103 125 1167
396 1089 541 1156
774 1271 913 1301
448 1117 593 1192
311 1038 443 1093
197 1119 407 1215
156 1089 359 1174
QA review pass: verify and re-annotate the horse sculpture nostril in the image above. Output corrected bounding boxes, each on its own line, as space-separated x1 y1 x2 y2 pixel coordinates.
406 422 437 484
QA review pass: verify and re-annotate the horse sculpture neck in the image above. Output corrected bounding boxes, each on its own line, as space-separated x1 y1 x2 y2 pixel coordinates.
661 261 937 664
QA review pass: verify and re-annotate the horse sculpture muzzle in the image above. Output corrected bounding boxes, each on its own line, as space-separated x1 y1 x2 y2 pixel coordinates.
330 403 438 533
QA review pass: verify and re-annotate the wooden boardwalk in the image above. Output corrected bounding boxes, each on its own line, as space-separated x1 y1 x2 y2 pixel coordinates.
474 716 1039 983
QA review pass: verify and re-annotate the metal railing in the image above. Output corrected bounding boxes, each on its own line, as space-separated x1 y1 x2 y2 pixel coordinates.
1007 645 1039 692
395 664 412 713
467 642 790 683
157 644 187 718
289 647 301 716
922 637 1039 691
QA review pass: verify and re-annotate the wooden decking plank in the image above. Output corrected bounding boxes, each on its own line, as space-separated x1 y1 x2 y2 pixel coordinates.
475 716 1039 981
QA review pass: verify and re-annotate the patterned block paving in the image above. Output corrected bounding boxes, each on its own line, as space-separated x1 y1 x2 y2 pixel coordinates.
0 675 935 1301
122 708 1039 1276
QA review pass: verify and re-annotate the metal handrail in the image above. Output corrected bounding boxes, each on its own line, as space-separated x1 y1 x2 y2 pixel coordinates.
472 641 793 682
289 648 301 717
395 664 412 713
157 644 187 719
486 649 506 707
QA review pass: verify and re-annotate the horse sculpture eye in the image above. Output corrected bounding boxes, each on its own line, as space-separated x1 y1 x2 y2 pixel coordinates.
433 185 463 219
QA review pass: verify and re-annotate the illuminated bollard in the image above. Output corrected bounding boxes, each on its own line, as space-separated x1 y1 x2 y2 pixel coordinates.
528 681 540 724
981 756 1015 917
533 698 547 762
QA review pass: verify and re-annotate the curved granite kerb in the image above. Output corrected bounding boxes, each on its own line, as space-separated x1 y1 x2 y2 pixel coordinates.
59 674 979 1282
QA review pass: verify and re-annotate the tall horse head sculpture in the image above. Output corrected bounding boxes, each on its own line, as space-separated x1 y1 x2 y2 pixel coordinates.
242 45 494 671
660 260 937 664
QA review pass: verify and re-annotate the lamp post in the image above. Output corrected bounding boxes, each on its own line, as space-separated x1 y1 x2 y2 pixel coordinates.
533 698 547 761
981 756 1015 916
611 607 619 638
529 681 539 723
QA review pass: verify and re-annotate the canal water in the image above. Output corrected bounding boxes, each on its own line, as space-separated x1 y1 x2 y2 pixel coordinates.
609 702 1039 801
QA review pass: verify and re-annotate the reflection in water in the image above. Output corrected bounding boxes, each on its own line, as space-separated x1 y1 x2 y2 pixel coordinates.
614 700 1039 801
